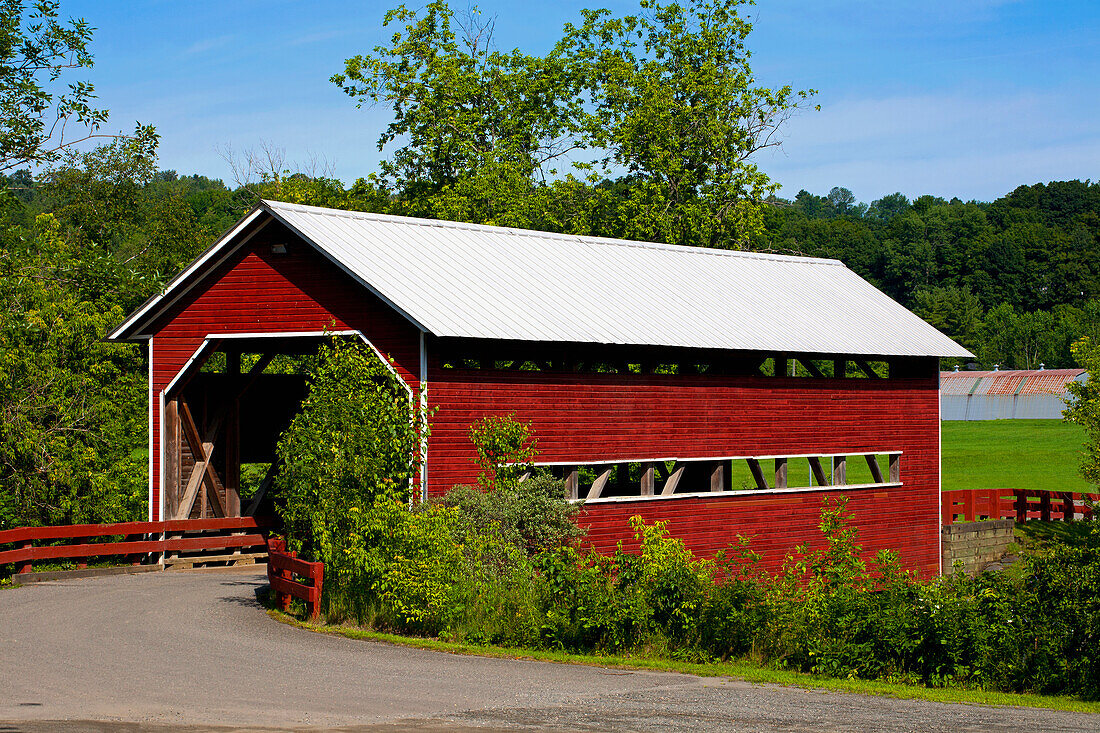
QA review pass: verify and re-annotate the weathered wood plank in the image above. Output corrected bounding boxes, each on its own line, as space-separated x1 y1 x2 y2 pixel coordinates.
661 463 685 495
641 462 655 496
165 398 180 520
710 461 725 492
774 457 788 489
587 467 613 500
564 466 579 500
832 455 847 486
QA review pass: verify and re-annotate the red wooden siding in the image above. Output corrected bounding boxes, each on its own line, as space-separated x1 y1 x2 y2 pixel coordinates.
145 222 422 520
426 368 940 576
578 486 937 577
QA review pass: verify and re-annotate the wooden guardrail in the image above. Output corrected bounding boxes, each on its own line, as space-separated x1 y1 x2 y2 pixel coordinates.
0 517 276 575
942 489 1098 525
266 537 324 621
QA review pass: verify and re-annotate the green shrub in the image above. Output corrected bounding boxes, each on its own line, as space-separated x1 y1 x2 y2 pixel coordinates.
1025 519 1100 698
467 413 537 493
442 472 583 557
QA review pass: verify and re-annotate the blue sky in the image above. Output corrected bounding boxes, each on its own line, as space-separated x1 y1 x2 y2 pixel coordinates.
68 0 1100 202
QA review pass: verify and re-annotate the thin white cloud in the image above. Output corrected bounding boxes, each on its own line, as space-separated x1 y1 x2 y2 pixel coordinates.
182 34 235 57
287 29 347 47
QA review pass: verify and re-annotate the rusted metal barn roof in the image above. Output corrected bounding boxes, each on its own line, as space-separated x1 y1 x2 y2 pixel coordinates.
110 200 973 358
940 368 1087 420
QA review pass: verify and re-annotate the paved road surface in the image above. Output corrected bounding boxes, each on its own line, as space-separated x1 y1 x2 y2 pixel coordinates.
0 566 1095 732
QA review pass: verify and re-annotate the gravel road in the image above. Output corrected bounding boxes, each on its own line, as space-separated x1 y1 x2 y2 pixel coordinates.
0 566 1095 732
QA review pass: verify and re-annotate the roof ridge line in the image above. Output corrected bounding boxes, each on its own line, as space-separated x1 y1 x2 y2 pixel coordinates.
260 199 845 267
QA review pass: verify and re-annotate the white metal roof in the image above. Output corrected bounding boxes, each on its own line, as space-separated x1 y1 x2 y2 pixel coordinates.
111 200 973 358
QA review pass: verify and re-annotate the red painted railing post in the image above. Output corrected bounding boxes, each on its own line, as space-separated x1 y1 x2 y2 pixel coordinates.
1039 491 1052 522
16 539 32 574
280 548 296 611
1014 490 1026 524
1060 492 1074 521
310 562 324 621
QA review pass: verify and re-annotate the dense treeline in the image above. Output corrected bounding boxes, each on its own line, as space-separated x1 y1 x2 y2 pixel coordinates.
760 182 1100 369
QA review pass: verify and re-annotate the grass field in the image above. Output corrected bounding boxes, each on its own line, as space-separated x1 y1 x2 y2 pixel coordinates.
941 419 1091 492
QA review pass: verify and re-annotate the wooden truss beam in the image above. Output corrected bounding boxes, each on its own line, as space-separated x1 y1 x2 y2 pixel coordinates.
865 454 884 483
808 456 829 487
746 458 769 490
245 462 280 517
661 463 685 495
855 360 883 379
586 467 613 500
799 359 824 378
176 400 226 520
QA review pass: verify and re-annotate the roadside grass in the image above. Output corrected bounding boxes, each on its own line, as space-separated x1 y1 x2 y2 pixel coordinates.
941 420 1090 492
263 600 1100 715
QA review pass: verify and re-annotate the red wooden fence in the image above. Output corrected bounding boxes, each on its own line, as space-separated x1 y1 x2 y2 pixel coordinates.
0 517 276 575
942 489 1099 525
266 537 324 621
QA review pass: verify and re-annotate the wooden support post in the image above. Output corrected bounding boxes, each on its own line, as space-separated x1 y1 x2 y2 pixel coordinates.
833 358 846 378
641 462 656 496
199 464 207 518
832 455 847 486
809 457 828 486
710 461 725 492
888 453 901 483
661 463 685 495
587 467 612 500
774 458 787 489
775 355 789 378
865 454 884 483
746 458 769 490
564 466 579 500
225 397 241 518
165 398 180 520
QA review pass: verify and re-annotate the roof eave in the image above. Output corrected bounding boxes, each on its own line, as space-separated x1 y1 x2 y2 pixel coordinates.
105 205 267 342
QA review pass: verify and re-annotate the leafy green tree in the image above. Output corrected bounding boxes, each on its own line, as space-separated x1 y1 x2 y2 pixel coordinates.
1065 337 1100 488
0 0 155 173
334 0 813 246
0 213 146 528
865 192 909 223
911 286 983 353
560 0 816 247
826 187 856 217
467 413 537 493
333 2 580 202
274 337 424 563
979 304 1058 370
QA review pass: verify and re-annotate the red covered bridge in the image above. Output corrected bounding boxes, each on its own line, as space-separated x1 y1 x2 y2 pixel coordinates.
108 201 971 576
